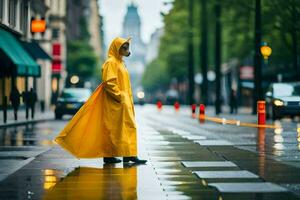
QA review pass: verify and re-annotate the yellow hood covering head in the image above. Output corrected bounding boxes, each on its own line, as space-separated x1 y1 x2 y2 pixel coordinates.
108 37 131 59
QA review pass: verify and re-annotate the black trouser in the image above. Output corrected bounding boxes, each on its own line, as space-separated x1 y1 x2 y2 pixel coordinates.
230 103 238 114
30 105 35 119
12 106 18 120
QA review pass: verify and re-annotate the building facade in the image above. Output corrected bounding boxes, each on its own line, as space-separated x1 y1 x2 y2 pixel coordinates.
45 0 67 104
0 0 41 109
0 0 67 117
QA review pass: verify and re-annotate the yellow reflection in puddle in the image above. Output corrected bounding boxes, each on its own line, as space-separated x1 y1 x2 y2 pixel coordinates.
16 130 23 146
40 140 55 146
297 124 300 150
42 165 137 200
274 128 283 135
43 169 57 190
273 126 285 156
44 169 55 176
44 177 57 190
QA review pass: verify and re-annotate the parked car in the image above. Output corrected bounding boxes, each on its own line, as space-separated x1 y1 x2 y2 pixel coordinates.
265 82 300 120
165 89 179 105
55 88 92 119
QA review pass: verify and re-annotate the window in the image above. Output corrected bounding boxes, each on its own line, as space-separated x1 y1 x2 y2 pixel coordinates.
52 28 60 39
273 83 300 97
8 0 17 28
20 1 29 33
0 0 3 22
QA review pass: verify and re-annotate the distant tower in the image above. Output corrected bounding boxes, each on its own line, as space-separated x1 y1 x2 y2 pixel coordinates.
123 2 141 42
122 2 146 92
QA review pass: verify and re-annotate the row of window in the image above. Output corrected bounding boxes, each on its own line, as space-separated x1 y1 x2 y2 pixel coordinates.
0 0 61 40
0 0 3 21
0 0 29 34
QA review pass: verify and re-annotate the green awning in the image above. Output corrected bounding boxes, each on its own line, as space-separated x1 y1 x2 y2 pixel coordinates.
0 28 40 77
21 41 52 60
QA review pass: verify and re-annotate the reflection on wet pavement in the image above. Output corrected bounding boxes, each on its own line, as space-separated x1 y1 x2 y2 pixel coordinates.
0 145 165 200
43 165 138 200
0 121 66 183
0 123 59 147
257 128 266 177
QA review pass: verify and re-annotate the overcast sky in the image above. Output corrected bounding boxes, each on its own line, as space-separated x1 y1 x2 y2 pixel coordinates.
99 0 170 47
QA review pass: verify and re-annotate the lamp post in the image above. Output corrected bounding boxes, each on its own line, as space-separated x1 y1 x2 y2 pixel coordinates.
200 0 208 105
253 0 262 114
188 0 195 105
215 0 222 115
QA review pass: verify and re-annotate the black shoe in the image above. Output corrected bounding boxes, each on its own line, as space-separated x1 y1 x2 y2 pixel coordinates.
103 157 121 164
123 157 147 164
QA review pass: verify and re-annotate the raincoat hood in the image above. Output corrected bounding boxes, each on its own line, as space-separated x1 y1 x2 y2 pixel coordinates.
108 37 131 60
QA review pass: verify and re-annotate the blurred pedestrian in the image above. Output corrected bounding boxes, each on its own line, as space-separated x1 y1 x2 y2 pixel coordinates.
55 37 147 164
230 88 238 114
28 88 38 119
22 90 29 119
9 86 21 120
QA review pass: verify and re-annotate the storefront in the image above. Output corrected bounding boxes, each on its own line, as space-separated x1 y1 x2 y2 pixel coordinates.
0 27 40 107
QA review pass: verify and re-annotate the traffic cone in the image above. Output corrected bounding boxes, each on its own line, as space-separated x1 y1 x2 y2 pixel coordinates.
156 100 163 111
191 104 197 118
199 104 205 123
174 101 180 112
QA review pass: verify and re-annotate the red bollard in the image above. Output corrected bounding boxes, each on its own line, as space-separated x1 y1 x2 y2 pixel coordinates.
174 101 180 112
199 104 205 123
156 100 162 111
257 101 266 125
191 104 197 118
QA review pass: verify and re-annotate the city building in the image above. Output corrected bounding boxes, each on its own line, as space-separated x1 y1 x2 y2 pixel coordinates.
28 0 52 111
44 0 67 104
0 0 42 109
0 0 68 115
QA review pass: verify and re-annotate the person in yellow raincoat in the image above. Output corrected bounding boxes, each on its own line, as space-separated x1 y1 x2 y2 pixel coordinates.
54 37 147 164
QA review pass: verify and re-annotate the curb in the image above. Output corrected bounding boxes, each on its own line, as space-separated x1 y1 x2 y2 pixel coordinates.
0 117 55 128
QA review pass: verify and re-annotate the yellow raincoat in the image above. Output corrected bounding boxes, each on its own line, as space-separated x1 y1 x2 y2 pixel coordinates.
54 37 137 158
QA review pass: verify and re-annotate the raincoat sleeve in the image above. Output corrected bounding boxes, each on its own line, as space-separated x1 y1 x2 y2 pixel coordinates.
102 61 124 103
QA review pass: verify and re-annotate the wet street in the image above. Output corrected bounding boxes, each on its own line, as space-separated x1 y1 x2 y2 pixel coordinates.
0 105 300 199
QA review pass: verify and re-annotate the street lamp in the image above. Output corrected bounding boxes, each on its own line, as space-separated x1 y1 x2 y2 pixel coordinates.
70 75 79 85
260 43 272 60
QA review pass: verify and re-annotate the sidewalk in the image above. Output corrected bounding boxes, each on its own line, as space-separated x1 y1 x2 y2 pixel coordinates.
0 108 55 128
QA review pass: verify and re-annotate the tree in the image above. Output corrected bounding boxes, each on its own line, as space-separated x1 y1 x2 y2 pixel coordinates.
66 15 100 87
142 59 169 92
